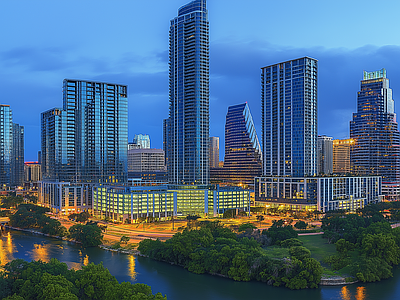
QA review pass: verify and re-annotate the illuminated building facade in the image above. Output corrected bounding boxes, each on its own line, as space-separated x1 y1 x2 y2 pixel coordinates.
317 135 333 175
350 69 400 200
211 103 262 187
93 184 250 223
255 176 382 212
261 57 318 177
333 139 354 174
128 148 167 182
24 162 41 182
166 0 210 185
39 79 128 214
133 134 150 149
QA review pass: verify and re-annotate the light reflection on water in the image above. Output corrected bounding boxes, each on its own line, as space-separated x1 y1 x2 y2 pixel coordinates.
0 232 15 265
129 255 137 281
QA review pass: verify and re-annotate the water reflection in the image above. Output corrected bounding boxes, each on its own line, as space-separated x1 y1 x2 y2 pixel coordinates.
83 254 89 266
32 243 49 262
128 255 137 281
341 286 351 300
355 286 366 300
0 231 15 265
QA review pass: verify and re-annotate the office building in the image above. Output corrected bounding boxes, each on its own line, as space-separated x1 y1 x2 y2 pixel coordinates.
333 139 353 174
350 69 400 200
133 134 150 149
93 184 250 223
128 148 167 182
0 105 13 187
166 0 209 185
209 137 219 168
261 57 318 177
11 123 24 186
255 176 382 212
211 103 262 187
39 79 128 214
317 135 333 175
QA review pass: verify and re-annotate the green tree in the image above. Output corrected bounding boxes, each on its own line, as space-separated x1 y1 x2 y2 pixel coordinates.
42 219 68 237
120 235 130 245
238 223 256 232
294 221 308 231
69 224 103 247
289 246 311 260
256 215 265 227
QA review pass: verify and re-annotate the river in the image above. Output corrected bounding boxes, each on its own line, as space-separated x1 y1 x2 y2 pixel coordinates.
1 230 400 300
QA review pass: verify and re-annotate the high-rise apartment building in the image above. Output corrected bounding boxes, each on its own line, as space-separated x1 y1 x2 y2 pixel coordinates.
261 57 318 177
40 79 128 213
11 123 24 186
317 135 333 175
350 69 400 200
209 137 219 168
333 139 353 174
0 105 13 187
25 161 41 182
41 79 128 184
166 0 209 185
211 103 262 187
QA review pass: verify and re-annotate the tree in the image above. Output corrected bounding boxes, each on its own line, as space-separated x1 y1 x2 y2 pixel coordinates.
289 246 311 260
42 219 68 237
238 223 256 232
294 221 308 231
120 235 130 245
69 224 103 247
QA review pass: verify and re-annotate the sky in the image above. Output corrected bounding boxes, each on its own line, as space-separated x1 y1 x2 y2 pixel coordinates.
1 0 400 161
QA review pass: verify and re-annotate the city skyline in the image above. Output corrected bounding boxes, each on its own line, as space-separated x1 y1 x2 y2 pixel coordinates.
1 0 400 161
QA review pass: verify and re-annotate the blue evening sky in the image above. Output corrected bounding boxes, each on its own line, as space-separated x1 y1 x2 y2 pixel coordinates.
1 0 400 161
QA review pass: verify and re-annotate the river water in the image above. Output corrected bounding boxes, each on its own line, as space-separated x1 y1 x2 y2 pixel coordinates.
1 230 400 300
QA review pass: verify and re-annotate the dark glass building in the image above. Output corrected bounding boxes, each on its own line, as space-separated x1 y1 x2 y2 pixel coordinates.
0 105 13 187
11 123 24 187
261 57 318 177
210 103 262 187
350 69 400 189
167 0 209 185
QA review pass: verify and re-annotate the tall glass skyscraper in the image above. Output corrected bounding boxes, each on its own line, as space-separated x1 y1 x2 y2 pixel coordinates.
41 79 128 184
209 137 219 168
11 123 24 187
167 0 209 185
0 105 13 187
261 57 318 177
317 135 333 175
133 134 150 149
350 69 400 184
211 103 262 187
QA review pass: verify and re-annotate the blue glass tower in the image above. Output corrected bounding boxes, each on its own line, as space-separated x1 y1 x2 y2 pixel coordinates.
167 0 209 185
350 69 400 183
0 105 13 187
41 79 128 184
261 57 318 177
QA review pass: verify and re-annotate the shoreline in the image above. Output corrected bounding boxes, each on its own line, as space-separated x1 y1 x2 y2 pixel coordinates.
4 226 355 287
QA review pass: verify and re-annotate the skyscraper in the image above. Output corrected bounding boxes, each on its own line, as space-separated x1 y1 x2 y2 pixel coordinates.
317 135 333 175
209 137 219 168
261 57 318 177
40 79 128 213
167 0 209 185
11 123 24 186
350 69 400 198
211 103 262 187
41 79 128 184
0 105 13 187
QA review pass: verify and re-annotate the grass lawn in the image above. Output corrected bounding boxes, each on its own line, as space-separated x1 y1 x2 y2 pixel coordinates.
298 235 336 262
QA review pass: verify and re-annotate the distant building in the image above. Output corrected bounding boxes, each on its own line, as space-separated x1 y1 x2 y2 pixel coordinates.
333 139 353 174
317 135 333 175
24 162 41 182
166 0 209 185
350 69 400 200
133 134 150 149
128 148 167 182
209 137 219 168
211 103 262 187
39 79 128 214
